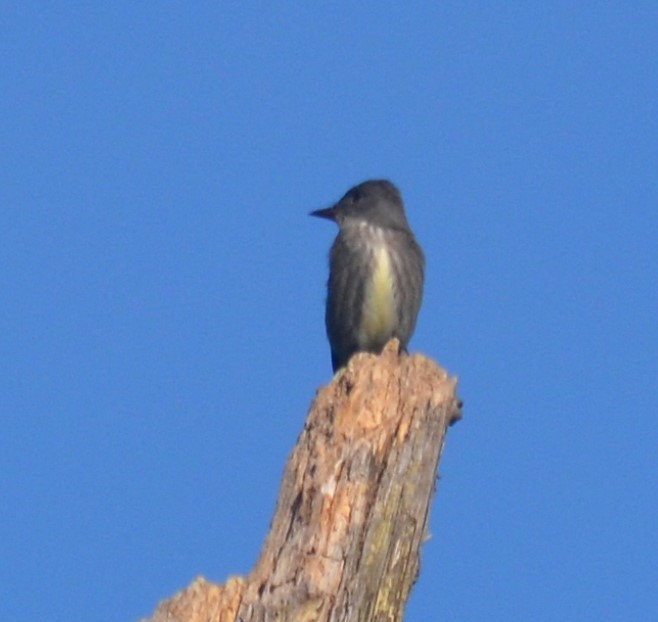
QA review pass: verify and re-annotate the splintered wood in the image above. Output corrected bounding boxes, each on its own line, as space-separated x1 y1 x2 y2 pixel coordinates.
145 340 461 622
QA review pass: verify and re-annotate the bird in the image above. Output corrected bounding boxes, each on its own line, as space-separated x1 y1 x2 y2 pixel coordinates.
311 179 425 372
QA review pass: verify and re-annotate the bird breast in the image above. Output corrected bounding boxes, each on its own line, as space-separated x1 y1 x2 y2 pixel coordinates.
358 227 396 348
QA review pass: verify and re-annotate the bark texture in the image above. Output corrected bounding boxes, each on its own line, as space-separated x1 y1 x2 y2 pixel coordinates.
144 340 461 622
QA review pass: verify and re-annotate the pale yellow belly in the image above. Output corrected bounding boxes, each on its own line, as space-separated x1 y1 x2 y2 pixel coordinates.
359 246 396 347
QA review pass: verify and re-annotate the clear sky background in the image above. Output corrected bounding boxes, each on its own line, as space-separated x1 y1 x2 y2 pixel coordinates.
2 3 657 621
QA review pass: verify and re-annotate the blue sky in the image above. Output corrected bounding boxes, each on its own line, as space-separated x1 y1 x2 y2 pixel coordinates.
2 3 657 620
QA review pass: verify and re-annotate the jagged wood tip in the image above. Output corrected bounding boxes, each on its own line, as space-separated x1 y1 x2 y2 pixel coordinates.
144 340 461 622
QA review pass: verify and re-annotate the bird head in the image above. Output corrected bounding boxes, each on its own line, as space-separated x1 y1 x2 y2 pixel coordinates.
310 179 410 231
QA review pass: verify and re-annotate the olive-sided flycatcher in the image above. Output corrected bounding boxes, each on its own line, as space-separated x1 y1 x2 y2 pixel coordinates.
311 179 425 372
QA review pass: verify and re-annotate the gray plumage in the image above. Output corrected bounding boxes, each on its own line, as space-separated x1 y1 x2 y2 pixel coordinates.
311 179 425 372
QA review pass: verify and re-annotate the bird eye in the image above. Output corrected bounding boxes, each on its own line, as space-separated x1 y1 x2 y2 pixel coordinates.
349 188 362 203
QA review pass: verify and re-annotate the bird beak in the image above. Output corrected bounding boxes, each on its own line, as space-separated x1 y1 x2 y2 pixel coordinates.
310 206 337 221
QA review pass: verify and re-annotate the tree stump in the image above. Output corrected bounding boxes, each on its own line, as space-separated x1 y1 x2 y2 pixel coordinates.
143 340 461 622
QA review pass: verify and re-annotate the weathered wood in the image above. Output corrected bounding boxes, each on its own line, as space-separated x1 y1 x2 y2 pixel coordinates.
144 340 460 622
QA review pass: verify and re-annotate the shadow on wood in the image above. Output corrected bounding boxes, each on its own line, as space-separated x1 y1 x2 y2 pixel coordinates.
144 340 461 622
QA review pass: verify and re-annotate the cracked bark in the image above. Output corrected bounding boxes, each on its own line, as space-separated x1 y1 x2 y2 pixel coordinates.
143 340 461 622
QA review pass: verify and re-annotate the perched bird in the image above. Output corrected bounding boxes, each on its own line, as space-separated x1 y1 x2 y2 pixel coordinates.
311 179 424 372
